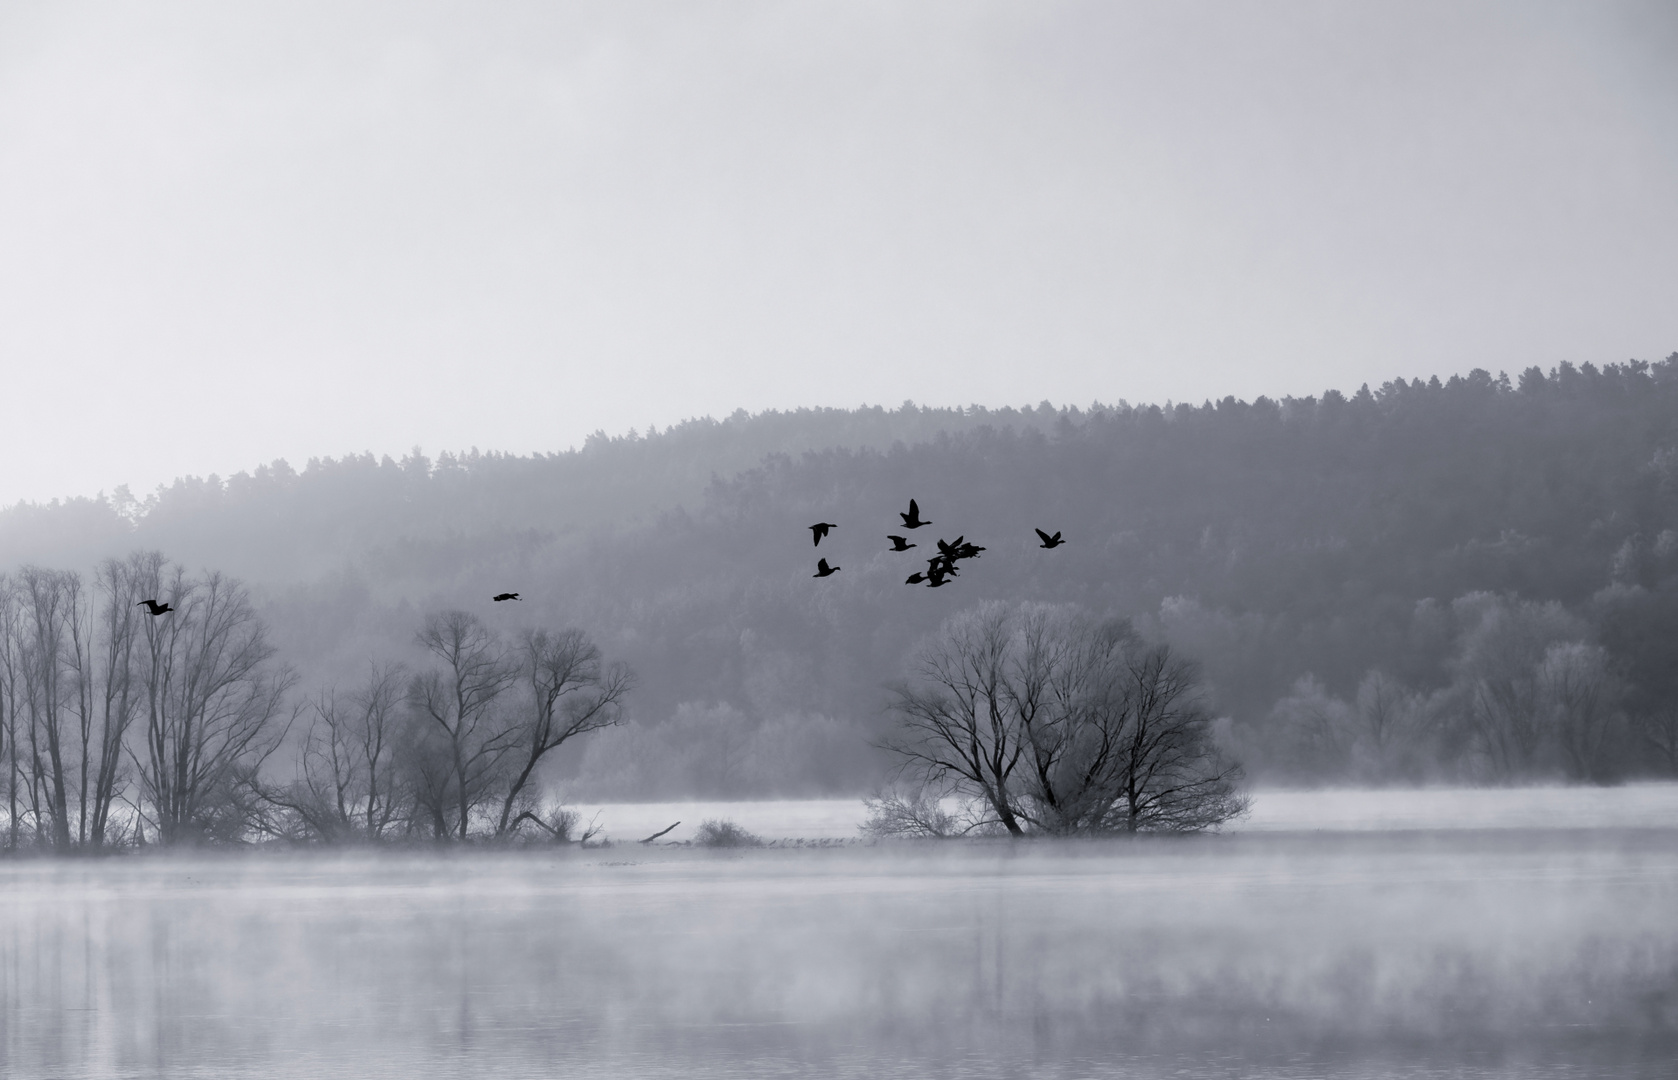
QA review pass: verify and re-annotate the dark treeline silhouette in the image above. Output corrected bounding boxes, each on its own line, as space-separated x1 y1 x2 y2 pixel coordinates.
2 356 1677 818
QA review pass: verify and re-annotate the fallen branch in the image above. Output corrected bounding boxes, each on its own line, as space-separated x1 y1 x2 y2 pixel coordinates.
510 809 605 844
639 821 680 843
512 810 560 838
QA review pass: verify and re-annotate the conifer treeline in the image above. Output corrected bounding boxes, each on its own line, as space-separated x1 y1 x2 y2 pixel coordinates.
2 356 1674 811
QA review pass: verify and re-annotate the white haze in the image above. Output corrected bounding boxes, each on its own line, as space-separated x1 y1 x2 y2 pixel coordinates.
3 822 1674 1077
1 1 1675 506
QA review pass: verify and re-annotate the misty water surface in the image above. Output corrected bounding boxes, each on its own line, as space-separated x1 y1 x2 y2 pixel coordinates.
2 801 1676 1078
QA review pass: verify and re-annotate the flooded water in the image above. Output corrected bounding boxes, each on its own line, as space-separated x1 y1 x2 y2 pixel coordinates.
2 792 1677 1078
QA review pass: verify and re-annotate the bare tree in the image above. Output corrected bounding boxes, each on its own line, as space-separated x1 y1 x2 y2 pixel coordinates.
885 602 1028 835
1632 704 1678 777
350 663 407 837
1451 595 1585 781
1540 642 1621 784
408 611 518 839
1273 670 1432 784
494 628 632 837
1351 670 1421 777
0 553 185 849
133 565 296 844
883 601 1246 837
65 568 95 846
82 554 150 847
261 663 407 841
398 723 460 840
18 567 79 848
0 575 20 846
1273 675 1356 780
1004 605 1142 834
1103 643 1248 832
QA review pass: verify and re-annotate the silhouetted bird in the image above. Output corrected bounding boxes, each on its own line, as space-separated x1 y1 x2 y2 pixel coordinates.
136 599 173 616
926 573 951 588
1036 529 1065 549
935 536 965 558
809 522 836 546
492 593 521 602
905 572 927 585
899 499 931 529
813 558 840 578
956 542 985 560
887 535 917 551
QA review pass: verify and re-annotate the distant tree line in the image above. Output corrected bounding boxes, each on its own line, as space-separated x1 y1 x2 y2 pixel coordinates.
1257 591 1673 786
2 354 1677 797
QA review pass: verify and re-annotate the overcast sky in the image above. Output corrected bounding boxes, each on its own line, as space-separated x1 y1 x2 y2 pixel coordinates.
1 1 1674 507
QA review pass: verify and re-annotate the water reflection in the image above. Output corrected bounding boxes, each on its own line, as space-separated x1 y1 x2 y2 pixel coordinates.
0 830 1675 1078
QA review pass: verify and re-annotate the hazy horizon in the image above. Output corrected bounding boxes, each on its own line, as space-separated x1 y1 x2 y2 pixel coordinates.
0 381 1527 509
4 0 1676 506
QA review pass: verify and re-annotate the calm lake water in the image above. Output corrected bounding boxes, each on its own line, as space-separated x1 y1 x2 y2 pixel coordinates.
2 789 1676 1079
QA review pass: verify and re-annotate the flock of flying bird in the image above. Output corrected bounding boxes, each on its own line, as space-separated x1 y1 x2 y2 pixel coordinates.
127 500 1064 615
810 498 1063 588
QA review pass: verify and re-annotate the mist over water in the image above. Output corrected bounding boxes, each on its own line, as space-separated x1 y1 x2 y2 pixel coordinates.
1 3 1673 1076
3 793 1675 1078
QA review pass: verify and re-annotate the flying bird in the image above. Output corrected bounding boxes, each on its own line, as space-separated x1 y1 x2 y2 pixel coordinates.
809 522 837 546
813 558 840 578
1035 529 1065 549
905 572 927 585
887 535 917 552
898 499 931 529
136 599 173 616
925 573 951 588
493 593 522 602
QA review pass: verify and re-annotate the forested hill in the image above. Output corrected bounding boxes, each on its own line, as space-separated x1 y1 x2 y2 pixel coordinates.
0 402 1071 581
5 357 1678 789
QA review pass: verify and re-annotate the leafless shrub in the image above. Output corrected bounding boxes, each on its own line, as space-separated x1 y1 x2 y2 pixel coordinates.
860 785 962 838
257 663 407 842
694 818 761 847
